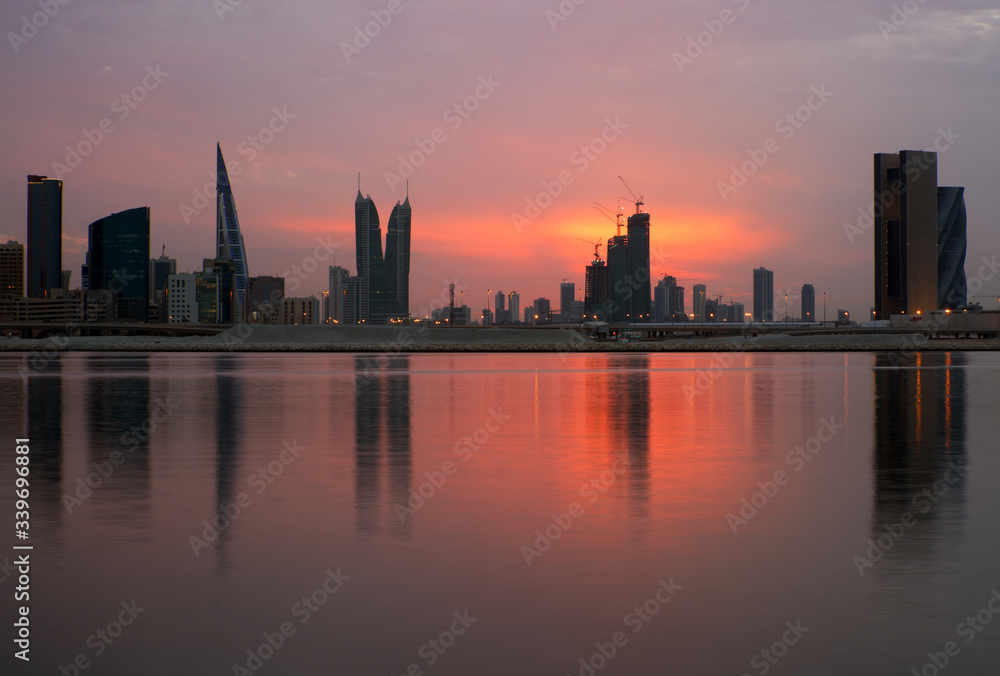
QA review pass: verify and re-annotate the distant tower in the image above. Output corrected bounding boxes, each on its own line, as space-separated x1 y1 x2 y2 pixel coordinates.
585 247 610 321
88 207 151 322
27 174 63 298
693 284 707 322
606 235 629 322
801 284 815 322
626 211 651 321
385 187 411 319
560 281 575 322
0 240 25 299
753 267 774 321
217 144 250 321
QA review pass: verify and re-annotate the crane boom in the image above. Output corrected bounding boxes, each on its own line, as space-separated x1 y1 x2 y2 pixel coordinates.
618 176 644 214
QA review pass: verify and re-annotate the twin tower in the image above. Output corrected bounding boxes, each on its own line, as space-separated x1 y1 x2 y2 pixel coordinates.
354 183 411 324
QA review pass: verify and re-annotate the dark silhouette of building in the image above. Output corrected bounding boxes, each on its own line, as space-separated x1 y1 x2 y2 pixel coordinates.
560 282 576 322
626 211 651 321
216 144 250 321
802 284 816 322
355 186 404 324
874 151 939 319
27 174 63 298
937 187 967 309
248 275 285 324
1 240 24 298
606 235 629 322
753 267 773 321
385 196 411 319
87 207 151 322
585 253 610 321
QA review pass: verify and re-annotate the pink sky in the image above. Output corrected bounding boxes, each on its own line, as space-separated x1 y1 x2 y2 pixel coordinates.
2 0 998 320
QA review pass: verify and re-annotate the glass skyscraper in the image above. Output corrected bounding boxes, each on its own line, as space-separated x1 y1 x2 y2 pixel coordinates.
355 188 404 324
87 207 150 322
217 144 249 322
27 174 63 298
937 186 967 310
385 197 411 319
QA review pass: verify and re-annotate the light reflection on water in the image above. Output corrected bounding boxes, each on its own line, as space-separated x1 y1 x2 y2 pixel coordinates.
0 351 998 675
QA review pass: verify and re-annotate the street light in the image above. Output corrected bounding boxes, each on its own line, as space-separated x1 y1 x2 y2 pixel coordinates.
823 291 826 325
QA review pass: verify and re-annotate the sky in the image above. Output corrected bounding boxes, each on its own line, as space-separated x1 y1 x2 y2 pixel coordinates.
1 0 998 321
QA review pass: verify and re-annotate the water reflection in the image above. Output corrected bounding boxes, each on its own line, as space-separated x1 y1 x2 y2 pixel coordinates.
354 355 412 538
86 355 151 531
871 352 966 576
214 355 244 572
28 358 64 538
605 355 650 519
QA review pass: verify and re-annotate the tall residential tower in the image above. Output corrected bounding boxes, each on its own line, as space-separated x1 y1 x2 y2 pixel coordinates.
217 144 250 321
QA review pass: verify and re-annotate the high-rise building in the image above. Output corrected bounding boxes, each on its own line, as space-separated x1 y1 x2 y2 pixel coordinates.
385 196 411 319
626 210 651 321
874 151 938 319
508 292 519 325
668 279 685 321
560 282 575 322
523 306 534 324
216 145 250 321
328 265 350 323
27 175 63 298
494 289 507 324
693 284 707 322
1 240 25 299
203 258 237 323
87 207 151 322
343 276 363 325
249 275 285 324
937 186 967 310
606 235 629 323
801 284 816 322
753 267 773 321
355 186 403 324
533 297 551 323
585 254 610 321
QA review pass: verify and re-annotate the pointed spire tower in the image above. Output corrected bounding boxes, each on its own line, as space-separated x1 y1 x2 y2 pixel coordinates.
385 181 411 319
217 143 249 321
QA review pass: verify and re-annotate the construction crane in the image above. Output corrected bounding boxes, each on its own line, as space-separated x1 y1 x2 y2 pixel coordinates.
576 237 603 262
618 176 644 215
594 202 625 236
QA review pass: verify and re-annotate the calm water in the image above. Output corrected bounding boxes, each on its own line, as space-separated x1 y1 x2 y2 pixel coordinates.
1 351 999 675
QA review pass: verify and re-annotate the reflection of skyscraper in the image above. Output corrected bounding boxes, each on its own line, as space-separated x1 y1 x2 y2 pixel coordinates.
606 355 650 521
870 353 966 572
213 355 243 571
28 358 64 533
27 174 63 298
354 356 412 537
86 355 151 526
217 144 250 322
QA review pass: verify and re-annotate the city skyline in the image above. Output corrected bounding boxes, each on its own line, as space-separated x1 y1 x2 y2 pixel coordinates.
1 2 998 323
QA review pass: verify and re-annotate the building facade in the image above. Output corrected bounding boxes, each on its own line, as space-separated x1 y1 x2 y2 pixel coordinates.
217 144 250 321
87 207 150 322
1 240 25 299
801 284 816 322
937 186 967 310
27 175 63 298
753 267 774 321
